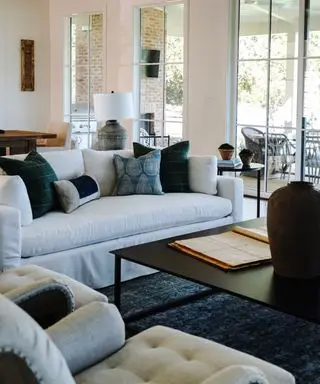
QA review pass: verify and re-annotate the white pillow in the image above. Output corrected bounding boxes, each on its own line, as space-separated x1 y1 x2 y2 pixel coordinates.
188 156 217 195
0 175 33 225
82 149 133 196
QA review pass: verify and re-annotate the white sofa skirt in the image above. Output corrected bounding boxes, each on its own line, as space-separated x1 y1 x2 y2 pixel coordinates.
21 217 232 289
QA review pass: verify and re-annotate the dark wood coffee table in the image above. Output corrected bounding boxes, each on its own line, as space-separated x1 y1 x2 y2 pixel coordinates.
112 218 320 324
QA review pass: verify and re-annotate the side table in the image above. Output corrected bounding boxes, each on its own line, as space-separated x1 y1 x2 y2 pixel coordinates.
217 163 264 218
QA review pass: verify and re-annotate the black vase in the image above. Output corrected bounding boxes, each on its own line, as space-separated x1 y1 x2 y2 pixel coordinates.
267 181 320 279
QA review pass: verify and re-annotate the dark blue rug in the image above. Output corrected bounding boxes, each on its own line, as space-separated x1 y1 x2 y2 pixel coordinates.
102 272 320 384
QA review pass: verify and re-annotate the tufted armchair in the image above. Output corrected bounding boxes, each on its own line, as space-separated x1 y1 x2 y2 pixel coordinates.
0 292 295 383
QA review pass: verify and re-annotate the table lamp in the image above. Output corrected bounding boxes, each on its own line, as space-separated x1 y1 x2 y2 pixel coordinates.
93 91 134 150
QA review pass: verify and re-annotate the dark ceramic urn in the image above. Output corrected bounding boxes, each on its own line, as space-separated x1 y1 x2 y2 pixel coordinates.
267 181 320 279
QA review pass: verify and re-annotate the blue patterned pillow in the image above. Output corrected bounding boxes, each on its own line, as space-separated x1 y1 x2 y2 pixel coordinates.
113 150 163 196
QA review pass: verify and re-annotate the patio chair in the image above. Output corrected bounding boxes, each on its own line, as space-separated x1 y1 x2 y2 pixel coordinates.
241 127 295 179
140 127 170 148
305 130 320 184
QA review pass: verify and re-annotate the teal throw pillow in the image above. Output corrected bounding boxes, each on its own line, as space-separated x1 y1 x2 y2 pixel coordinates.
0 151 58 218
133 141 190 193
113 150 163 196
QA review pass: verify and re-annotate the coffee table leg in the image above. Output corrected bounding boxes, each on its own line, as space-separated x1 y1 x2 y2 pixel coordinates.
257 169 261 218
114 256 122 310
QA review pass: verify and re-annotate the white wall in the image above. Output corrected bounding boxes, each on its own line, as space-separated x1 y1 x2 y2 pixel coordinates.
0 0 50 131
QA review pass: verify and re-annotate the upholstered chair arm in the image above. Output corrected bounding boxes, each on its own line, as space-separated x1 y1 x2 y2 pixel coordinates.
0 294 75 384
216 176 244 223
201 365 270 384
4 278 75 328
47 301 125 375
0 205 21 270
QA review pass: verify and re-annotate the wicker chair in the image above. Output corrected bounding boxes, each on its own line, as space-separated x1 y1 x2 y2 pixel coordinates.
241 127 295 179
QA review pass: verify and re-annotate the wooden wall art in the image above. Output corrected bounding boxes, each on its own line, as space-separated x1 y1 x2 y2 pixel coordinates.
21 39 35 91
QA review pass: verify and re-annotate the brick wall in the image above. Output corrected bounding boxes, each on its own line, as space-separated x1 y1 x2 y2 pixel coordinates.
74 14 103 111
140 7 164 135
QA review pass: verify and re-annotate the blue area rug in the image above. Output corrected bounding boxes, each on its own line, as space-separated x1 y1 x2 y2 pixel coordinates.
102 272 320 384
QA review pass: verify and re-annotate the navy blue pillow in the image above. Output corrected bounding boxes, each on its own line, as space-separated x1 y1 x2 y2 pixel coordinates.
54 175 100 213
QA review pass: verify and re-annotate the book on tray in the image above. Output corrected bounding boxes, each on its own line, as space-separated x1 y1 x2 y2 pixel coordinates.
168 225 270 271
217 158 242 167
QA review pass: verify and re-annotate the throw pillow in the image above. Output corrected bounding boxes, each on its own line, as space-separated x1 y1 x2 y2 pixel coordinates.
113 150 163 196
0 151 58 219
54 175 100 213
133 141 190 193
188 156 218 195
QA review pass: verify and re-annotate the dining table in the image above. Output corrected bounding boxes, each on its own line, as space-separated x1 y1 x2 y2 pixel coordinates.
0 130 57 155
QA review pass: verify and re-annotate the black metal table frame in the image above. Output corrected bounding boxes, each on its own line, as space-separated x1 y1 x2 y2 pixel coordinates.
217 165 263 218
114 255 218 323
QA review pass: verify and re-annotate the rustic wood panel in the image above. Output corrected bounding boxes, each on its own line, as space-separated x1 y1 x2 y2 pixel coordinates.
21 39 35 91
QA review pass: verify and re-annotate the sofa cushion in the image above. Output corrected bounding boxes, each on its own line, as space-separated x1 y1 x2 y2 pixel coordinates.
5 149 84 181
82 149 133 196
21 193 232 257
113 151 163 196
189 156 218 195
0 151 58 219
54 175 100 213
133 141 190 193
74 326 294 384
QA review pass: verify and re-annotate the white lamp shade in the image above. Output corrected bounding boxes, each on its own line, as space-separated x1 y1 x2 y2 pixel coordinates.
93 92 134 121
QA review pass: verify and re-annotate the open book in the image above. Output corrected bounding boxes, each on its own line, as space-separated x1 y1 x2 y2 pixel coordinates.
169 225 270 271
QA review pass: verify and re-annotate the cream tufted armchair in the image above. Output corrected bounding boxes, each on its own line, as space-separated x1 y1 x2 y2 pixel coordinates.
0 277 295 384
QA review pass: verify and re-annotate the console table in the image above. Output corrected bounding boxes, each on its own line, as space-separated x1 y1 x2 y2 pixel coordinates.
217 163 264 218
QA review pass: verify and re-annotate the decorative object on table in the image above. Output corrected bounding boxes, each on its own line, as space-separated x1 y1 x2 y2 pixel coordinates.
54 175 100 214
133 141 190 193
267 181 320 279
93 91 133 151
239 148 254 168
21 39 35 91
218 143 234 160
217 158 242 167
113 150 163 196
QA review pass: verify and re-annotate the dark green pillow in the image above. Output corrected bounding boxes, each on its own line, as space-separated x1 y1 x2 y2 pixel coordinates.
133 141 190 192
0 151 58 218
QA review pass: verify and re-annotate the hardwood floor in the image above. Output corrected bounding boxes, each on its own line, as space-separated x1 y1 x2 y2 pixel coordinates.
243 197 267 221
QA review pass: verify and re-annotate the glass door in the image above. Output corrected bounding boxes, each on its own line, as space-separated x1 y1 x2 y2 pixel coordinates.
236 0 320 197
236 0 300 197
302 0 320 185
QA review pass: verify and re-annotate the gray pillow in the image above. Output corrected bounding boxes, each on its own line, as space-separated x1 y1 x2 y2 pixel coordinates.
113 150 163 196
54 175 100 213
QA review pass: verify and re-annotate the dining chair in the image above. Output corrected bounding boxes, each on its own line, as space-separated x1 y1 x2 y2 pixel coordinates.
37 122 73 151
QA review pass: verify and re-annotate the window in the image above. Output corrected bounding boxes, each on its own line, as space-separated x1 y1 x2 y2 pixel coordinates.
235 0 320 195
134 3 185 148
64 13 103 148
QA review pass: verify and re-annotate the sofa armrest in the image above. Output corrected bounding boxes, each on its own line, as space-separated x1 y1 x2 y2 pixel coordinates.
4 278 75 328
216 176 243 223
47 301 125 375
0 175 33 226
0 205 21 270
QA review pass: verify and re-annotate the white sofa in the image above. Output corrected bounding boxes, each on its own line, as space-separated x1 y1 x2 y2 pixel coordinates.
0 149 243 289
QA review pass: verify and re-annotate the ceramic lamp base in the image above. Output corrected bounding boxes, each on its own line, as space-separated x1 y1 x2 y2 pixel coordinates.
96 120 128 150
